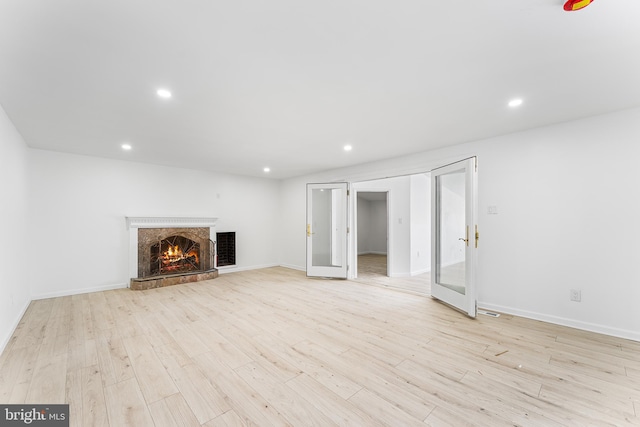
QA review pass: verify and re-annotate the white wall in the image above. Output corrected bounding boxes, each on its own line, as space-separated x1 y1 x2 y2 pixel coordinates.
28 149 281 298
279 107 640 341
357 196 387 255
356 197 372 254
410 174 430 275
0 105 31 352
369 200 388 254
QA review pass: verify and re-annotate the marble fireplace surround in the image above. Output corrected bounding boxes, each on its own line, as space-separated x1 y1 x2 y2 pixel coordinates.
126 217 218 290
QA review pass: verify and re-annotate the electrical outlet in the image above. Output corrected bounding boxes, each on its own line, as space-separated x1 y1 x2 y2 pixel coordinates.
570 289 581 302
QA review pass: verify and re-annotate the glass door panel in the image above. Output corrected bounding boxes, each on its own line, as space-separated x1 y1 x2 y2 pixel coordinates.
431 158 477 317
437 170 466 294
307 183 348 278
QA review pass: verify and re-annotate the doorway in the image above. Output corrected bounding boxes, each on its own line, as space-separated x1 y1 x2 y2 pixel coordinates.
356 191 389 280
352 174 432 295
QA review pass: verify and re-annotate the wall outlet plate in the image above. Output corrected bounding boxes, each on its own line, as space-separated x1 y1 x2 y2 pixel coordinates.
570 289 581 302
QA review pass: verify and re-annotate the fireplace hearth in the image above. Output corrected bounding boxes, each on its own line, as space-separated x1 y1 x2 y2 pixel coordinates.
126 217 219 290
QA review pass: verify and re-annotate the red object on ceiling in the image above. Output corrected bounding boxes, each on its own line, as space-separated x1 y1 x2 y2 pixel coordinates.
564 0 595 11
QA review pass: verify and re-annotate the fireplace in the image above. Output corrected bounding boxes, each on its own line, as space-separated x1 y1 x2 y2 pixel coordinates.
151 235 200 276
126 217 219 290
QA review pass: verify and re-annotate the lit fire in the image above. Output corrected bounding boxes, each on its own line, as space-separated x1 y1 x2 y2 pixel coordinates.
162 245 199 266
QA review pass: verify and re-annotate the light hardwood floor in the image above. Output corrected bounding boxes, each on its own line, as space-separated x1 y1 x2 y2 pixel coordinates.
356 254 431 295
1 267 639 426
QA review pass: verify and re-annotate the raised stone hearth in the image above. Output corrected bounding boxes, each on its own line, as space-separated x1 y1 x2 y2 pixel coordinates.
126 216 218 290
130 269 219 290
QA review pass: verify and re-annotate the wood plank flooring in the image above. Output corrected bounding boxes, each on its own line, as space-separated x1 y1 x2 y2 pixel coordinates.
356 254 431 295
1 267 639 426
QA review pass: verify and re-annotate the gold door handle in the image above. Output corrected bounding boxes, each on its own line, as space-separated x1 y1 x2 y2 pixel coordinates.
307 224 315 237
458 226 469 246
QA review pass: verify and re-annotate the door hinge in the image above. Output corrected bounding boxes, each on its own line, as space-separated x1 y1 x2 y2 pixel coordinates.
347 189 350 196
347 227 350 233
475 225 479 248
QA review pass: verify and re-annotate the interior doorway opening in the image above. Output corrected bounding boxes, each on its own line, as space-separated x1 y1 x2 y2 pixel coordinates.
352 174 432 295
356 191 389 280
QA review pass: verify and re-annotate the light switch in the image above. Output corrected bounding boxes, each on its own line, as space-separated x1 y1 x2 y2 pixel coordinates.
487 205 498 215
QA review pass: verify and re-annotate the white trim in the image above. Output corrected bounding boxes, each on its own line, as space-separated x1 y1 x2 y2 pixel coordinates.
479 302 640 343
279 263 306 272
411 267 431 276
217 263 280 274
0 299 31 355
126 216 218 229
31 282 128 300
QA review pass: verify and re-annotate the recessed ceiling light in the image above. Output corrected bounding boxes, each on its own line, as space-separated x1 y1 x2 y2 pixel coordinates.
263 167 271 173
344 145 353 152
121 143 132 151
508 98 523 108
157 88 172 99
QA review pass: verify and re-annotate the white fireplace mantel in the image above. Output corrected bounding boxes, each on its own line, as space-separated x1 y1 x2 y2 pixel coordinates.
127 216 218 283
126 216 218 229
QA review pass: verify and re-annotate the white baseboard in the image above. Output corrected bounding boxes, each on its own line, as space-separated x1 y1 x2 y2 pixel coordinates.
478 302 640 343
31 282 129 300
411 268 430 276
279 263 306 272
0 299 31 355
217 263 280 274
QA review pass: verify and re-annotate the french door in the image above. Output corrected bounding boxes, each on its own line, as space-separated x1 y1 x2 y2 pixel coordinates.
431 158 478 317
306 182 349 278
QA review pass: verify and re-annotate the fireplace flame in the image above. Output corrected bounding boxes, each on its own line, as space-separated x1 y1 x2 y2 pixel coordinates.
162 245 199 265
167 245 179 257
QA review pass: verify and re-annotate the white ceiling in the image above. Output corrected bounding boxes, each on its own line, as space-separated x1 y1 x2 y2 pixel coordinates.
1 1 639 179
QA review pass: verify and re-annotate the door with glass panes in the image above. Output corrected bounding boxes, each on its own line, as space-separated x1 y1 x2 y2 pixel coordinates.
431 158 478 317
